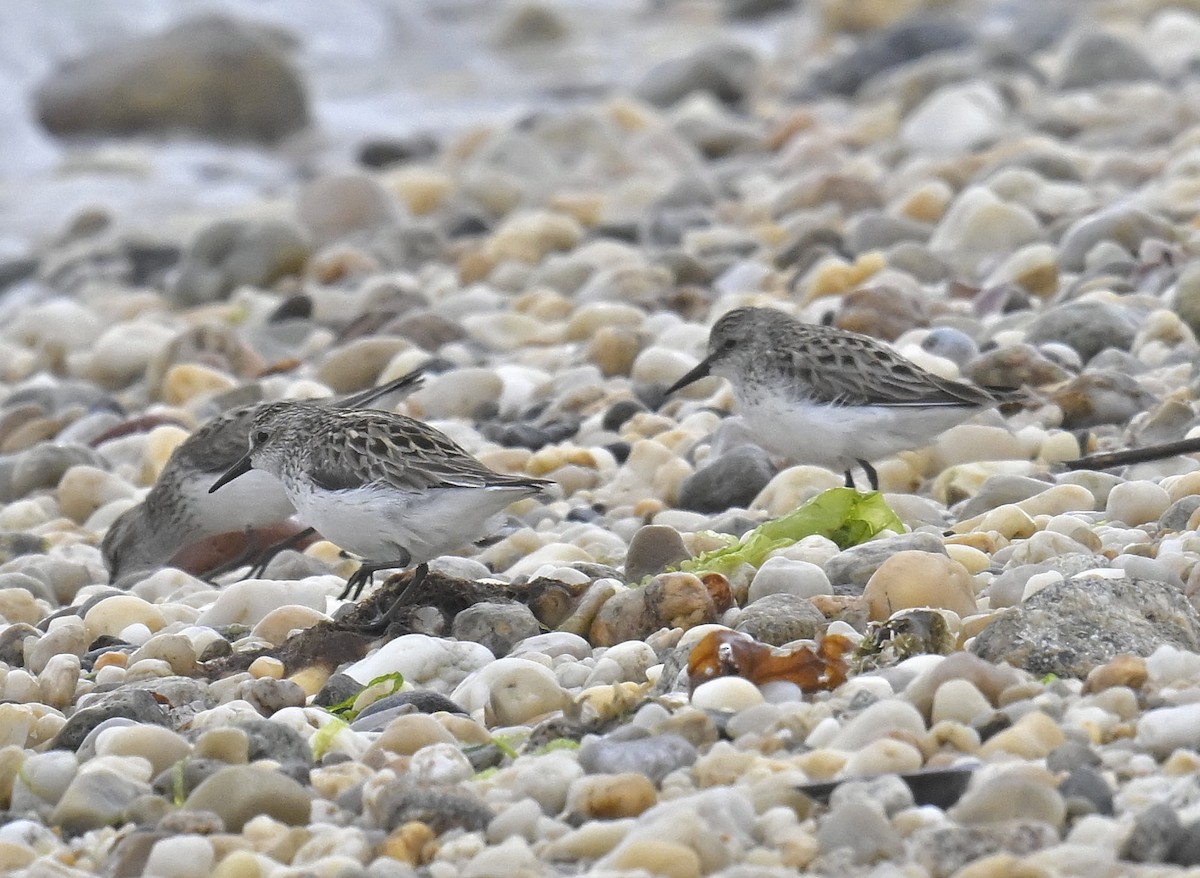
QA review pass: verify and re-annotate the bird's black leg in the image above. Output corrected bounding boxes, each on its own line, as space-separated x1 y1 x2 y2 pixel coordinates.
246 527 317 579
844 469 856 489
349 562 431 634
857 458 879 492
338 548 412 601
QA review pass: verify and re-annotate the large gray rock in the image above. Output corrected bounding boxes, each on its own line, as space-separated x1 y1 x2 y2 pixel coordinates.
35 15 309 144
170 218 309 307
1057 31 1159 91
677 445 775 514
972 575 1200 678
634 43 760 108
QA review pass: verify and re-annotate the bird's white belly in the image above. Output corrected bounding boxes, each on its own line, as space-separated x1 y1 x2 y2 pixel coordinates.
181 470 297 536
290 482 530 565
741 396 981 469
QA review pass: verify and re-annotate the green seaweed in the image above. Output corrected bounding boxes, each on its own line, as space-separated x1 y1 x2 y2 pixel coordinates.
310 716 349 761
323 671 406 721
677 488 904 577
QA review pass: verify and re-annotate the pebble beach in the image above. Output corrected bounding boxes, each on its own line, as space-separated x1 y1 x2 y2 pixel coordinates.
6 1 1200 876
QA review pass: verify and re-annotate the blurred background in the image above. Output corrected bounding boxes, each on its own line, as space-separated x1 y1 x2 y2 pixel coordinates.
0 0 808 258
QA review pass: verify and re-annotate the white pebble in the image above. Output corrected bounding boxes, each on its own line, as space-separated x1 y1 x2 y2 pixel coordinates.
691 677 764 712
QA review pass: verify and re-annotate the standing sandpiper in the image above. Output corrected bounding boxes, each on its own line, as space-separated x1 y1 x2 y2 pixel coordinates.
102 370 426 581
665 307 1004 490
208 402 552 601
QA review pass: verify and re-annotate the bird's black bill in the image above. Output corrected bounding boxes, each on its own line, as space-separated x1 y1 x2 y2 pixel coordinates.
208 454 254 493
665 357 712 395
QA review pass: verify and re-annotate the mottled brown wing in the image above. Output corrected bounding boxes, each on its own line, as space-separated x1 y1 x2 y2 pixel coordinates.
309 412 547 494
788 330 997 408
167 406 259 476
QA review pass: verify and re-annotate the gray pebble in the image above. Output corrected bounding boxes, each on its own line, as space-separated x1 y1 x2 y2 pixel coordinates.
9 443 104 501
578 732 697 784
824 531 946 593
677 445 775 514
51 689 169 751
817 800 903 864
1059 766 1113 816
624 524 691 581
367 782 494 833
1057 30 1159 90
734 593 825 646
451 601 540 658
973 575 1200 678
235 718 312 765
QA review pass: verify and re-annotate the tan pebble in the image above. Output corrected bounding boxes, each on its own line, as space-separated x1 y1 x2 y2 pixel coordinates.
752 465 843 516
950 767 1065 827
979 711 1065 759
382 821 436 865
385 168 453 215
142 425 191 484
997 681 1043 707
931 679 993 726
864 551 977 621
437 714 491 746
944 532 999 554
1163 749 1200 776
564 302 645 340
898 181 952 223
609 840 701 878
925 720 981 755
126 658 173 681
487 662 570 726
840 738 923 777
96 725 191 776
945 543 990 574
953 853 1055 878
130 633 198 676
1083 655 1147 693
1038 431 1081 464
287 667 330 698
958 611 1002 647
316 337 410 394
1018 484 1095 517
933 424 1025 470
209 850 275 878
248 656 285 680
1165 470 1200 503
93 651 128 671
1105 481 1171 526
691 677 764 712
195 728 250 764
162 363 238 406
543 822 630 860
0 743 28 801
84 595 165 640
978 504 1038 539
57 465 136 523
645 572 718 631
251 606 327 647
526 446 597 475
548 191 606 226
586 325 642 377
485 210 583 264
0 588 42 625
567 773 657 819
0 839 36 871
795 748 847 780
369 714 457 759
802 252 885 301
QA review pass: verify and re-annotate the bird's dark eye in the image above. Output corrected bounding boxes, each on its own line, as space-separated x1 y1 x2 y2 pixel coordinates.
254 430 269 444
722 338 736 351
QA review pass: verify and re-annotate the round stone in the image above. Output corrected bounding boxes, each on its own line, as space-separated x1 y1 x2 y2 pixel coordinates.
863 551 977 621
